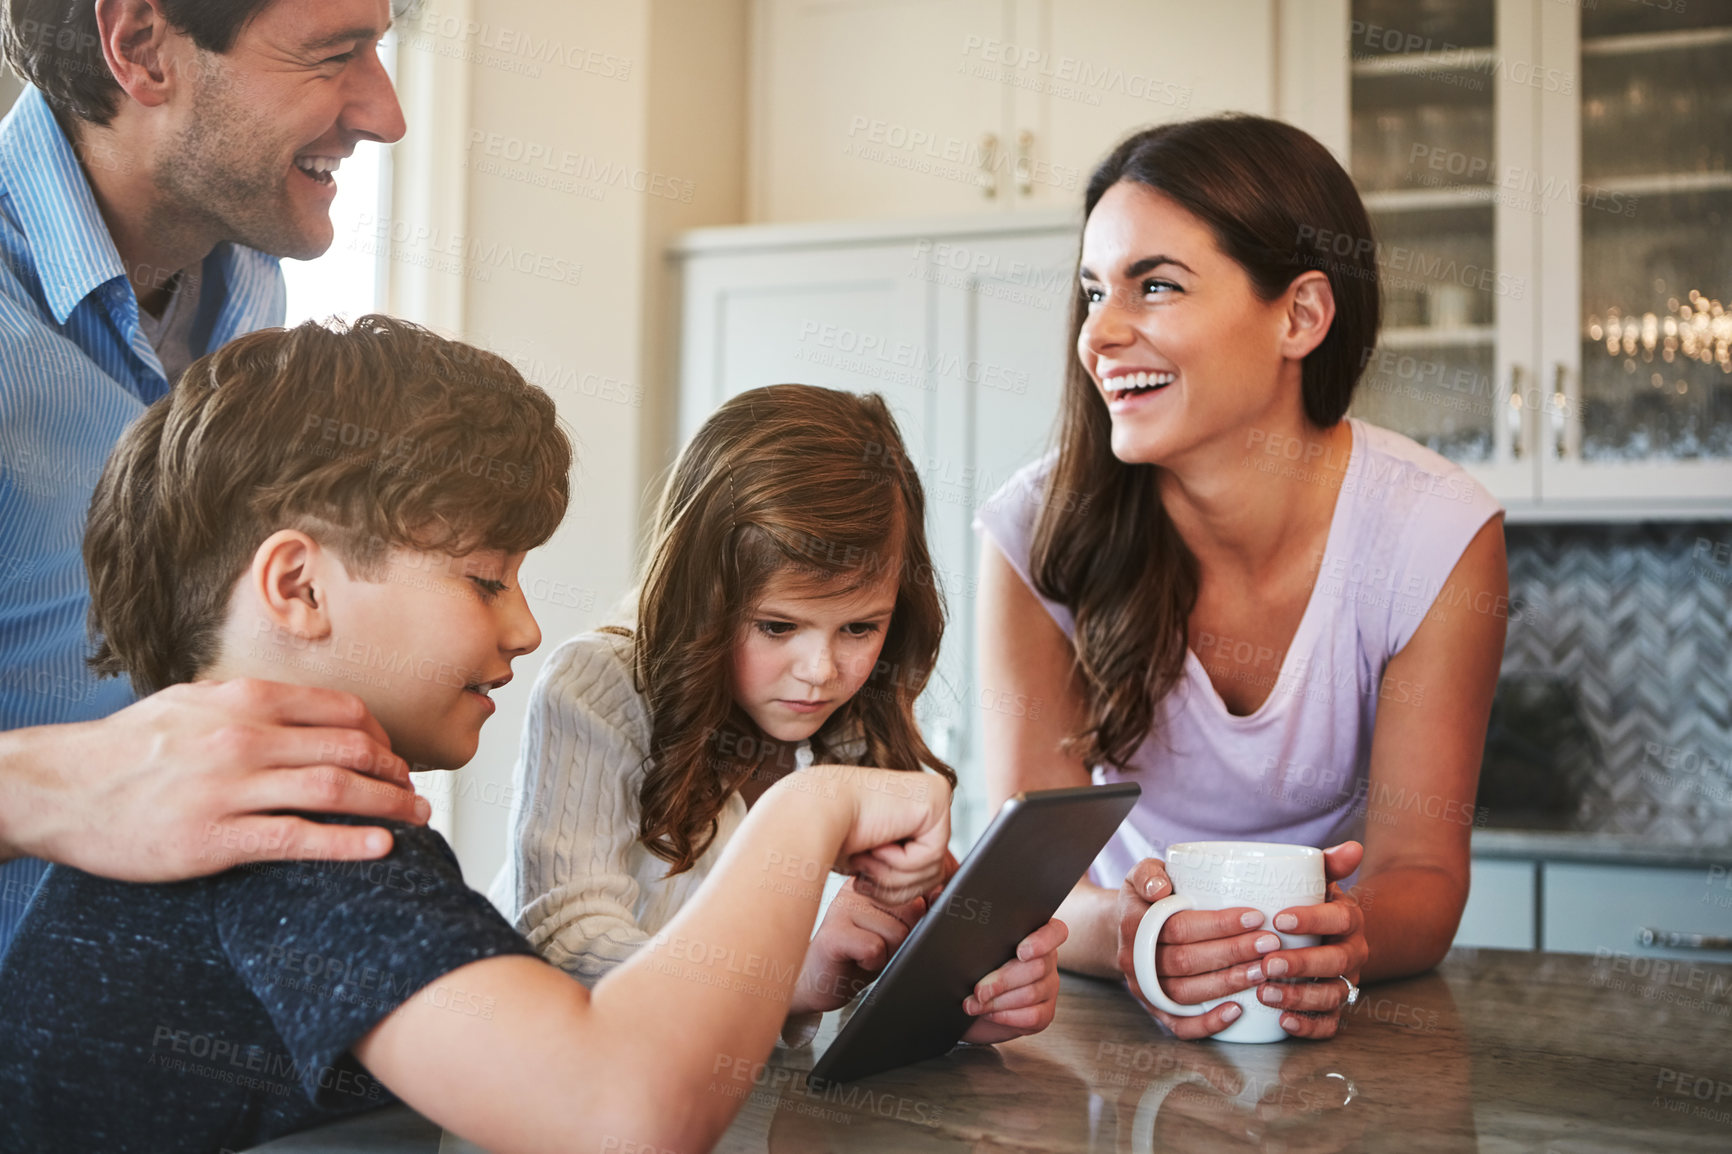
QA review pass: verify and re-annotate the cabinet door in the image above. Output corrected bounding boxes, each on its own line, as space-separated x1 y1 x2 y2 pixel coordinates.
1534 0 1732 512
921 229 1078 845
1543 861 1732 963
1021 0 1277 209
752 0 1008 221
1453 858 1536 950
1327 0 1540 506
677 240 934 460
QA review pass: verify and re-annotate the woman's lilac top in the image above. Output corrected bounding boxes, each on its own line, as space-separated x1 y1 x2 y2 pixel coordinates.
974 419 1503 888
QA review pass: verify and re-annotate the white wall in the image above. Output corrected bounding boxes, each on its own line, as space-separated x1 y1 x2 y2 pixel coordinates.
384 0 748 886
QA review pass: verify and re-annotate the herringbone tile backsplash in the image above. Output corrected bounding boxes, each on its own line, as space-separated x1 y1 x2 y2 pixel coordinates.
1497 522 1732 844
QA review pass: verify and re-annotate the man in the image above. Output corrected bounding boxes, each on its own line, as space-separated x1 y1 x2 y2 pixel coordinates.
0 0 419 954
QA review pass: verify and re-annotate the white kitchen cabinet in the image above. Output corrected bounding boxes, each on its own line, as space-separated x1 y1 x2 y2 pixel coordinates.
1011 0 1276 207
1452 854 1732 962
1543 861 1732 964
1454 858 1537 950
748 0 1275 222
673 224 936 458
1289 0 1732 518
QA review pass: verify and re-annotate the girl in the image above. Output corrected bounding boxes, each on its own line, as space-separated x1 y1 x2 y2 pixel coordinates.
977 116 1508 1041
494 383 1065 1045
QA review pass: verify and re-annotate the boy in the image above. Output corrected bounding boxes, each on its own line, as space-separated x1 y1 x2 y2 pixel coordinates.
0 316 954 1153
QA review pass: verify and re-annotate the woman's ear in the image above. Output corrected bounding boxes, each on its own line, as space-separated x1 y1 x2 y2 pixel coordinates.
1280 271 1337 362
249 530 336 642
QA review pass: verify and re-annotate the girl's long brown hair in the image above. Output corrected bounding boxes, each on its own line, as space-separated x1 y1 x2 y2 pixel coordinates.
631 384 954 874
1031 115 1381 769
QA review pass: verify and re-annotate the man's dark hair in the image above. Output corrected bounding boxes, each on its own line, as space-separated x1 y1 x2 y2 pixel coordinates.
3 0 274 126
3 1 416 128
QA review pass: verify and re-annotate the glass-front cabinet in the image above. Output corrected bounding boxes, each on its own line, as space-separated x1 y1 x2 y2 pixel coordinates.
1310 0 1732 516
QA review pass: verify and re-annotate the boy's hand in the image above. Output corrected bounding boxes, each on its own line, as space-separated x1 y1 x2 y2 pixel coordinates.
959 918 1068 1044
789 880 925 1015
795 764 950 906
7 678 426 881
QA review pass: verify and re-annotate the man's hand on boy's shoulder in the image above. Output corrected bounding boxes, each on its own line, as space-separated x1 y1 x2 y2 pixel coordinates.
0 678 429 881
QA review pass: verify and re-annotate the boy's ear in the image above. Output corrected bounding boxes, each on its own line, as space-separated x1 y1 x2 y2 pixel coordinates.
250 530 335 641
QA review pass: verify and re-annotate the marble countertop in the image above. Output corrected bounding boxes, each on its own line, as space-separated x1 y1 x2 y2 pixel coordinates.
254 947 1732 1153
1471 827 1732 865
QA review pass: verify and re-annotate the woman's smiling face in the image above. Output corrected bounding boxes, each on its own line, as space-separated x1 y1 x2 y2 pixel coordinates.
1076 180 1305 469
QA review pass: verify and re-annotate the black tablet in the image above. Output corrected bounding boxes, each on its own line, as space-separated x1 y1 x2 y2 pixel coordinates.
808 781 1140 1084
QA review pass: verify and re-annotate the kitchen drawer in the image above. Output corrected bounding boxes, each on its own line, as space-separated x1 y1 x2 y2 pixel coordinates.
1542 862 1732 963
1453 859 1537 950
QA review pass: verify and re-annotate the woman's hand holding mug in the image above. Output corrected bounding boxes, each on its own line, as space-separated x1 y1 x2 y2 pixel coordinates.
1115 841 1368 1041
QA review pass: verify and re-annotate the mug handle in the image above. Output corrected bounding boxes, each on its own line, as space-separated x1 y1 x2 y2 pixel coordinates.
1132 893 1203 1015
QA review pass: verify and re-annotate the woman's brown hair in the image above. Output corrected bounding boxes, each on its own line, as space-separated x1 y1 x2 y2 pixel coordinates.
632 384 954 875
85 314 572 695
1031 114 1381 769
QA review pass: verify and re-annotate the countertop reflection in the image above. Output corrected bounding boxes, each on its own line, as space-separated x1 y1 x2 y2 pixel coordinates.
253 948 1732 1153
728 948 1730 1153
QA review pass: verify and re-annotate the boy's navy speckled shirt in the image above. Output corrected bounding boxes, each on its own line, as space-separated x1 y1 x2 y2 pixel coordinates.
0 816 536 1152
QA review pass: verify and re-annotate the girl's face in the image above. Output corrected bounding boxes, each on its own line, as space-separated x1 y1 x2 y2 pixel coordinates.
1076 180 1303 469
729 565 899 746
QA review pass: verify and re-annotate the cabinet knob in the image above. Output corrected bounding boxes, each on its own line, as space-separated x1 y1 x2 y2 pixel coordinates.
1550 361 1577 461
1506 365 1527 461
1638 927 1732 951
979 132 1000 199
1015 130 1035 197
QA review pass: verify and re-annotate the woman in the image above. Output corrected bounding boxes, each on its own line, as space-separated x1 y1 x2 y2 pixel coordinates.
976 115 1507 1040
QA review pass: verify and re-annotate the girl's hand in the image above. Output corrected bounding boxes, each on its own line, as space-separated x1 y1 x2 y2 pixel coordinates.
1114 858 1277 1040
960 918 1068 1044
790 880 925 1015
1258 842 1369 1040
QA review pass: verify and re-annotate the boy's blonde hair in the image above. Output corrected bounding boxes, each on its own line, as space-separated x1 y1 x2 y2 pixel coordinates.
85 314 572 695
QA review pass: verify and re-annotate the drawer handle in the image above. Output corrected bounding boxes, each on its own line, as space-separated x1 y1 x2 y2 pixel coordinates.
1637 927 1732 951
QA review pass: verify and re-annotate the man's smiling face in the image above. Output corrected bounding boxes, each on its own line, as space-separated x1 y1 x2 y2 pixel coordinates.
152 0 405 260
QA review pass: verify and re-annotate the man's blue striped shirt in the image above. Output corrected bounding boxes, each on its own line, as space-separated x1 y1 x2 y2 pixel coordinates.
0 87 285 953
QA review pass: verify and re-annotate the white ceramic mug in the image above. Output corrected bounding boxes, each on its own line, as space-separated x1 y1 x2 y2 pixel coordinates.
1132 841 1326 1044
